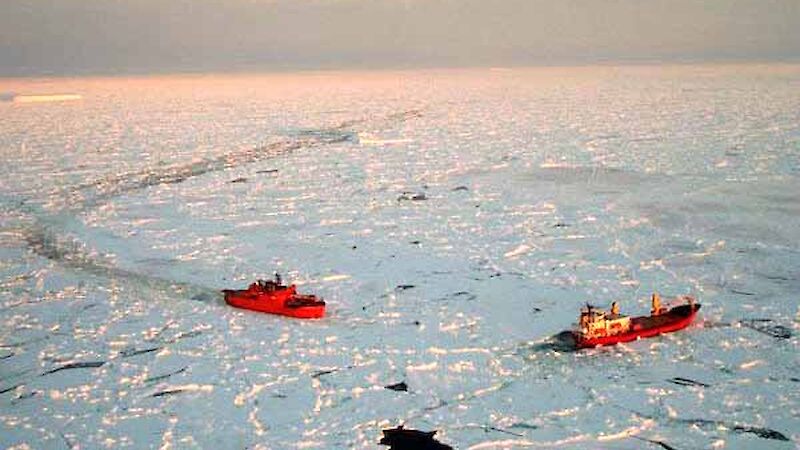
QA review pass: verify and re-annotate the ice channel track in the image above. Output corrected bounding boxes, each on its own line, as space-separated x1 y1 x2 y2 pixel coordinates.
3 111 421 304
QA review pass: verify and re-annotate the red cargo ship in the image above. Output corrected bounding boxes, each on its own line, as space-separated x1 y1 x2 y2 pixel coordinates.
223 274 326 319
574 294 700 348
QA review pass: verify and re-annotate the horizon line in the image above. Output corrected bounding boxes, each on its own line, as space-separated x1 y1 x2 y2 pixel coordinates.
3 56 800 80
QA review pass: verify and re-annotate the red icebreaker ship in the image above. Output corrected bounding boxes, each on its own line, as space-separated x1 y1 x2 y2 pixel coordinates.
223 274 326 319
573 293 700 348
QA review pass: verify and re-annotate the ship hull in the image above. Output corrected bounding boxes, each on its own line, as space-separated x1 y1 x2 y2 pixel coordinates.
222 289 325 319
574 303 700 348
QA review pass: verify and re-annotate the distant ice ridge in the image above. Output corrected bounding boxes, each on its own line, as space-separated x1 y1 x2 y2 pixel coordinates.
1 93 82 103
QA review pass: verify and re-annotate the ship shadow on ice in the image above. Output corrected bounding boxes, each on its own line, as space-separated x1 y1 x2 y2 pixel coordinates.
523 330 579 353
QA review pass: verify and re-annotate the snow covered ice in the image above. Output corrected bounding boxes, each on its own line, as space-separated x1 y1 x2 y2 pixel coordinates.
1 66 799 449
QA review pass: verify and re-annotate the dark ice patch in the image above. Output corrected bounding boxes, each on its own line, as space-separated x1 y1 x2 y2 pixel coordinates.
311 369 336 378
397 192 427 202
384 381 408 392
119 347 162 358
667 377 709 387
190 292 215 302
510 422 539 430
379 426 452 450
151 389 185 398
631 436 679 450
481 426 523 437
0 384 23 395
636 409 791 442
452 291 476 301
42 361 105 375
451 186 469 192
756 272 796 284
681 418 790 441
763 274 791 282
435 291 475 303
60 433 78 450
168 330 204 342
730 289 755 296
311 365 353 379
740 319 793 339
730 425 790 441
144 366 187 384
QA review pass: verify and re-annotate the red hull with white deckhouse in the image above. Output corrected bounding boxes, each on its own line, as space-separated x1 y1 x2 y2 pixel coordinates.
573 295 700 348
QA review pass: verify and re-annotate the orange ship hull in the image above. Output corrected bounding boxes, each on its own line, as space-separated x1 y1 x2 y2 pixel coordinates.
574 303 700 348
222 285 325 319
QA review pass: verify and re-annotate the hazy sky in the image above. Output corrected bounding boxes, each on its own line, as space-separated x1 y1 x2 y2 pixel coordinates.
1 0 799 75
